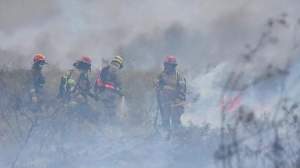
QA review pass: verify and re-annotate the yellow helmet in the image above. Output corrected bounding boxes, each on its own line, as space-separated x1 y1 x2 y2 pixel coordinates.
111 56 124 69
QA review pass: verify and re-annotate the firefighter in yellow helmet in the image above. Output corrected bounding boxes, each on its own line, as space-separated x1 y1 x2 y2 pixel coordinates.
94 56 124 122
155 56 187 134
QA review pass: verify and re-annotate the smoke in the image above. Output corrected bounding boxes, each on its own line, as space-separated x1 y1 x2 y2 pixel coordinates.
1 0 300 168
0 0 299 70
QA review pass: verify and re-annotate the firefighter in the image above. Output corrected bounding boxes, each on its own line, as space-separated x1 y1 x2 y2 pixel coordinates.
94 56 124 122
30 53 47 111
155 55 187 132
58 56 95 116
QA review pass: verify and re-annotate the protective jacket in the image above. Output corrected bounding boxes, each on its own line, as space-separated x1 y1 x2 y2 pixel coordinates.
157 71 186 104
59 70 94 105
30 63 46 103
94 65 122 96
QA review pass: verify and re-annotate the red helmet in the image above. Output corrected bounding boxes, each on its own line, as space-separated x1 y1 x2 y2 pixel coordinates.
80 56 92 65
164 55 177 65
33 53 46 63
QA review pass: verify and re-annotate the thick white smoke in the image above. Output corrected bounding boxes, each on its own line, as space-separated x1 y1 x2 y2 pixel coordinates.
0 0 299 70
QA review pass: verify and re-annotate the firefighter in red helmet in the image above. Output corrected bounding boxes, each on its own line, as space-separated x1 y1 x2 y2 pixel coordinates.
72 56 95 102
58 56 96 117
30 53 47 111
155 56 187 136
